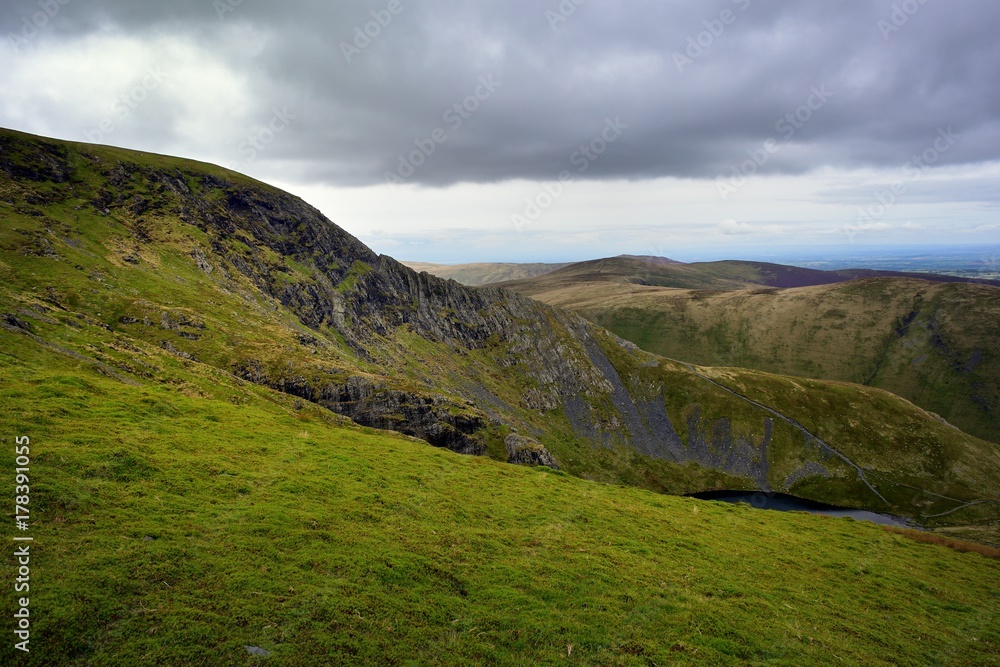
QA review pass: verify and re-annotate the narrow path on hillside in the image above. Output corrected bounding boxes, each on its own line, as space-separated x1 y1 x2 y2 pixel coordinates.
923 499 1000 519
680 362 889 504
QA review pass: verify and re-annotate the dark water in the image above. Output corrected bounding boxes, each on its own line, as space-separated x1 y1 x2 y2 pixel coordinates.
689 491 913 529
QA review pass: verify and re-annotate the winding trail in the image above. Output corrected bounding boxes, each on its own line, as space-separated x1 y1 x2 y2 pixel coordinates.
923 499 1000 519
680 362 889 504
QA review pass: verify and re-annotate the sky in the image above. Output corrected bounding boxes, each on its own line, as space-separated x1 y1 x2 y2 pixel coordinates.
1 0 998 264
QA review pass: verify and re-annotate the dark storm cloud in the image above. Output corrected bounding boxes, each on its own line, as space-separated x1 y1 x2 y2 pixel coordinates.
4 0 1000 187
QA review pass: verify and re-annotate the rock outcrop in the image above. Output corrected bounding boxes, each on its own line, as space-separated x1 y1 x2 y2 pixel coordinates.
504 433 559 469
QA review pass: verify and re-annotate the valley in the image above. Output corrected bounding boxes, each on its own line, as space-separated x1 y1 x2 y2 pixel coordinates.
496 256 1000 446
5 1 999 664
1 127 998 664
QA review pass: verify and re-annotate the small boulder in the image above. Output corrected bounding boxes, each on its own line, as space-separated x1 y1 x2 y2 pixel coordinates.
505 434 558 470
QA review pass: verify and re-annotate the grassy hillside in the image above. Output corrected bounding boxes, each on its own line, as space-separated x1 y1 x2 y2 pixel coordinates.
2 324 999 666
401 261 571 286
514 276 1000 444
1 126 998 537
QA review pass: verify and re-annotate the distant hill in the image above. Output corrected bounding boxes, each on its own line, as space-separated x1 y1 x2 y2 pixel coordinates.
403 255 688 287
498 255 1000 295
617 254 686 266
401 260 571 286
503 256 1000 443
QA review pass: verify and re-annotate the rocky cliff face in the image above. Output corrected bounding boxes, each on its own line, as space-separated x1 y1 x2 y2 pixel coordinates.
130 172 862 494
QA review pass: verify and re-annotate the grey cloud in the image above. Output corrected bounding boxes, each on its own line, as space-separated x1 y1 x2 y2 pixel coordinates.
3 0 1000 187
818 174 1000 207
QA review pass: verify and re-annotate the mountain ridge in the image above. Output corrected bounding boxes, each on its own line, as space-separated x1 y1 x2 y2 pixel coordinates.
495 255 1000 292
2 126 997 534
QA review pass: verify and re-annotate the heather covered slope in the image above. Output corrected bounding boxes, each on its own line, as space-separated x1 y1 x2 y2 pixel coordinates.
1 126 998 532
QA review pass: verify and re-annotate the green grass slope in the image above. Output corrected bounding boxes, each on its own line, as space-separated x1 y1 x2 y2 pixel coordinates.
2 326 999 666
